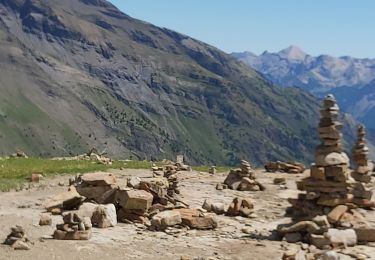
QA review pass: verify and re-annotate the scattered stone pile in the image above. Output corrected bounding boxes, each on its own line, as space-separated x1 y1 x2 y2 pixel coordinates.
224 160 264 191
226 197 255 218
52 148 112 165
351 125 374 183
280 94 375 249
44 171 216 237
265 161 305 174
202 197 254 218
53 213 92 240
3 226 32 250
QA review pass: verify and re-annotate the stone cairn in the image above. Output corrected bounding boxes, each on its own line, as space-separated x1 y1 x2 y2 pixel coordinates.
164 165 181 198
53 213 92 240
279 95 375 249
351 125 374 183
289 95 374 217
224 160 264 191
4 226 32 250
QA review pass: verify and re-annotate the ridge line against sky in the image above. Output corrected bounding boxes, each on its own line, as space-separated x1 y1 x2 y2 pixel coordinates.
110 0 374 58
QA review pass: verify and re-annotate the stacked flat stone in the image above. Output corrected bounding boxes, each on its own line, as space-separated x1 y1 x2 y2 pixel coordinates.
164 165 181 197
224 160 264 191
290 95 363 216
53 213 92 240
352 125 373 183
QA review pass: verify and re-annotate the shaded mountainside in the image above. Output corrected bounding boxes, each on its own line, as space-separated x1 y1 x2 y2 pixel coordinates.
232 46 375 132
0 0 362 165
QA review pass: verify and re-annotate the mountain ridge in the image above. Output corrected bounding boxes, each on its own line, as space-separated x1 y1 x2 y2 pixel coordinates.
0 0 363 165
232 46 375 132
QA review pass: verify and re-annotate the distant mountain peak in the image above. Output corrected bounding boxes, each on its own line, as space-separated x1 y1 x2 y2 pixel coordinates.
277 45 307 61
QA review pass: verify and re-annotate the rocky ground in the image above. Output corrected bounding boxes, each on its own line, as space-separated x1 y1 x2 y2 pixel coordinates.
1 169 375 260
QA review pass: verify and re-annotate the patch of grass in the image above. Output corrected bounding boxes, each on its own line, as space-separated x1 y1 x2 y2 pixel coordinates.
0 158 170 192
0 158 126 191
192 165 231 173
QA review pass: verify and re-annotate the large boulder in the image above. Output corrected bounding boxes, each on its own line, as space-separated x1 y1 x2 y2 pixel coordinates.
76 172 118 204
174 208 217 230
116 189 153 211
77 202 98 219
150 210 182 230
91 204 117 228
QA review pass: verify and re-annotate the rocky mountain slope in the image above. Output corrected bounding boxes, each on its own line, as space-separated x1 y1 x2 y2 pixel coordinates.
0 0 360 165
232 46 375 131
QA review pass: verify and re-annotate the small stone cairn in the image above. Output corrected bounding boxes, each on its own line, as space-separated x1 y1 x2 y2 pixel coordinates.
351 125 374 183
164 165 181 197
53 213 92 240
4 226 32 250
224 160 264 191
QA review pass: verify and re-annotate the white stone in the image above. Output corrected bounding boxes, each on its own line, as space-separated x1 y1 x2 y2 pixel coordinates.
91 204 117 228
325 228 357 247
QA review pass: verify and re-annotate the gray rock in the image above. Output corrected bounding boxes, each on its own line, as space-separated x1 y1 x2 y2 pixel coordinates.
150 210 182 230
91 204 117 228
284 232 302 243
211 203 225 215
326 228 357 247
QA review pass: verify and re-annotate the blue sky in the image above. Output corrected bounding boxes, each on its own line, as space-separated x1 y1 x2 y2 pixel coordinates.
109 0 374 58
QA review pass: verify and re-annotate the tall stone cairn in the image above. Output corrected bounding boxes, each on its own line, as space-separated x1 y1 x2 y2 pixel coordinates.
352 125 373 183
289 94 374 217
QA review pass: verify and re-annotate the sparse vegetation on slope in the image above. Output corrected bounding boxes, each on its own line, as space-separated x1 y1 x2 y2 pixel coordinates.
0 0 360 166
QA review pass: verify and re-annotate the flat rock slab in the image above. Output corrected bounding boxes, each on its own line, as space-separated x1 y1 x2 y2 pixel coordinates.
174 208 217 230
81 172 117 186
43 187 84 211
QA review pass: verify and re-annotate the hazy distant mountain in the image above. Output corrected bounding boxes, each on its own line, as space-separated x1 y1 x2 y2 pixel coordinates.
0 0 344 165
232 46 375 130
